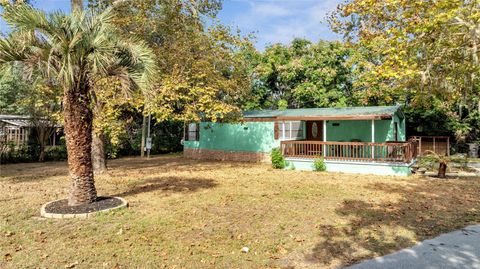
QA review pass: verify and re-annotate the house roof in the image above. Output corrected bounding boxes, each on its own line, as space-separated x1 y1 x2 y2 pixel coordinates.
0 115 32 127
243 105 402 120
0 115 61 128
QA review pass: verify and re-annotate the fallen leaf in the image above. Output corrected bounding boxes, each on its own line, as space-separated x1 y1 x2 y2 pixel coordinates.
4 253 12 262
276 245 288 255
5 231 14 237
65 261 78 268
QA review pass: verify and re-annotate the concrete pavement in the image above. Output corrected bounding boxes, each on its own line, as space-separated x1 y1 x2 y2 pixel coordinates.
344 224 480 269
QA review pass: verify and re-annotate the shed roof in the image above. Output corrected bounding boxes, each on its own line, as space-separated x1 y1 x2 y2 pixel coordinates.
243 105 402 120
0 115 61 128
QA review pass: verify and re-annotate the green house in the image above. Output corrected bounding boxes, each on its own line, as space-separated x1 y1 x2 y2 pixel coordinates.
183 106 418 176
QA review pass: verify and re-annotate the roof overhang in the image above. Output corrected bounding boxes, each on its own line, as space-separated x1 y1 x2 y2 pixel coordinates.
244 114 393 121
0 119 28 127
242 105 401 122
276 115 393 121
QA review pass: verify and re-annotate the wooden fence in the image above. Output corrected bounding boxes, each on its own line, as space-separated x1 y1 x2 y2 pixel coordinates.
281 140 418 163
409 136 450 156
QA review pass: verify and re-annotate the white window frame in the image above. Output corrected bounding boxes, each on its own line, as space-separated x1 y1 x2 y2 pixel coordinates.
187 123 199 141
280 121 304 140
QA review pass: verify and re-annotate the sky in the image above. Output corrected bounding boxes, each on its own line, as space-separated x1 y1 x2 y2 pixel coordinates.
0 0 343 50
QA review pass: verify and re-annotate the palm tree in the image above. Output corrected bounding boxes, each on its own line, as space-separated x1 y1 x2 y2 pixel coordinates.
420 150 467 178
71 0 83 11
0 4 156 205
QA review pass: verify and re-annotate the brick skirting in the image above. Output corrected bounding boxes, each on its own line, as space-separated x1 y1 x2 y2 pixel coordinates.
184 148 270 163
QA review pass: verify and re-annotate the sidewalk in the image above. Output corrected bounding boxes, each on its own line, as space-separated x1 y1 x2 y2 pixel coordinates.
344 224 480 269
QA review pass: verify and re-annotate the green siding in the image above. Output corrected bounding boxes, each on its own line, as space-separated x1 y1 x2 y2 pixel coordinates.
375 120 392 142
395 113 407 141
184 122 278 153
327 113 406 143
378 113 406 142
326 120 373 142
185 111 406 153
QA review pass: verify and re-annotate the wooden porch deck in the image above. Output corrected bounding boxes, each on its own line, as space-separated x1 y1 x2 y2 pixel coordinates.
281 140 418 163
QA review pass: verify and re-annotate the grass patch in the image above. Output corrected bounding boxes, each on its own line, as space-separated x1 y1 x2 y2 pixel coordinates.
0 155 479 268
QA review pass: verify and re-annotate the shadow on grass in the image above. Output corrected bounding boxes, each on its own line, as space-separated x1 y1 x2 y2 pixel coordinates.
306 178 480 267
0 161 69 182
114 176 218 197
1 155 255 183
107 155 257 172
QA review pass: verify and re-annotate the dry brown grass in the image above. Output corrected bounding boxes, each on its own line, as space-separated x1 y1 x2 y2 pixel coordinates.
1 154 479 269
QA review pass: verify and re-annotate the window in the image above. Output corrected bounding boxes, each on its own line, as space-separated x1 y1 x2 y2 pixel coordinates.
279 121 304 140
185 123 199 141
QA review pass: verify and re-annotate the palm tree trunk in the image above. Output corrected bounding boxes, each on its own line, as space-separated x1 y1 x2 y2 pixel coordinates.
64 85 97 206
438 161 447 178
92 131 107 174
71 0 83 11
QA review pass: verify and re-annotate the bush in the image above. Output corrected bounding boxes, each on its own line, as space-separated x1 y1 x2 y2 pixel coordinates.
1 141 67 164
271 148 285 169
0 142 39 164
286 161 295 170
313 157 326 171
44 146 67 161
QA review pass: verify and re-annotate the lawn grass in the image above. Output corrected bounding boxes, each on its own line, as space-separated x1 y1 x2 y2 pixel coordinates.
1 155 479 268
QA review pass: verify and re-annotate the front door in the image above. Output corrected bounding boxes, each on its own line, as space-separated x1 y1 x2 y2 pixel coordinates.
306 121 323 141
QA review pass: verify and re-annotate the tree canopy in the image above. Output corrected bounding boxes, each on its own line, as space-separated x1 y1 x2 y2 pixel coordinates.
0 3 157 204
246 39 354 110
88 0 253 122
329 0 480 142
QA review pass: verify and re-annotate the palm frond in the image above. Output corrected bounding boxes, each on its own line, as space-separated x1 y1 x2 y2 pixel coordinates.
3 4 55 37
0 38 27 64
116 38 158 93
1 3 158 100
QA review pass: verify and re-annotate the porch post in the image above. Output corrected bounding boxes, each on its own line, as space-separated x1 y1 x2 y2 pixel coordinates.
323 120 327 157
371 119 375 159
447 136 450 156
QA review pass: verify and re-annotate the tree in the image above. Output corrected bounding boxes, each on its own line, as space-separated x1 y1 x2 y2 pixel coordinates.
69 0 110 173
246 39 354 110
90 76 144 171
24 83 62 162
0 66 30 114
0 0 30 6
88 0 253 124
71 0 83 11
0 66 62 162
0 4 156 205
329 0 480 141
420 151 468 178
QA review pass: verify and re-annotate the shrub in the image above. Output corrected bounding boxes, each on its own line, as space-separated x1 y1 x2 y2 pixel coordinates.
44 146 67 161
313 157 326 171
287 161 295 170
271 148 285 169
0 142 39 164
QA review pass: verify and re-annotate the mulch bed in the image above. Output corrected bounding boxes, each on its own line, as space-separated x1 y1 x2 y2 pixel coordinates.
44 197 123 214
